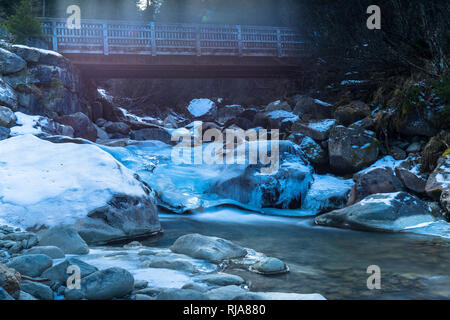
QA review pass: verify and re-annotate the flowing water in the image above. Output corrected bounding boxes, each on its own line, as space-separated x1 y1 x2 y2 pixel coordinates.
101 142 450 300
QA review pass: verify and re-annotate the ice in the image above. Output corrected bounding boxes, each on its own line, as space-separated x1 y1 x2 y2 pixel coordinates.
9 112 43 136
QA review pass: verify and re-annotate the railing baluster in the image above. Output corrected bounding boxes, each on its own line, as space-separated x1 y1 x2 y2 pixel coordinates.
150 22 156 56
237 25 242 56
276 28 282 57
196 25 201 56
52 21 58 51
103 23 109 55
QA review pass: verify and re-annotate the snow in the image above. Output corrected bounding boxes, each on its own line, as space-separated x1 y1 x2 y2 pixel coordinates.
307 119 336 132
266 110 299 122
358 156 403 174
0 134 147 229
359 192 401 206
340 80 367 85
12 44 63 58
313 99 333 107
97 88 113 103
187 99 215 117
9 112 44 136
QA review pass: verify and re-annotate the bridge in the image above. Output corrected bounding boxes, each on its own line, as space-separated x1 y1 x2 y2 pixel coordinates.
40 18 310 78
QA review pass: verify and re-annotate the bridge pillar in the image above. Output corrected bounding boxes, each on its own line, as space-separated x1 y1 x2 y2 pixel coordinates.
196 25 201 56
237 25 243 57
51 21 58 51
150 22 157 56
276 29 282 58
103 23 109 55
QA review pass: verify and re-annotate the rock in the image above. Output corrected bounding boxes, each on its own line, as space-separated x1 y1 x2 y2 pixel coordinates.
123 241 142 249
18 290 38 300
41 258 98 286
56 112 97 141
6 254 52 277
243 292 326 300
265 100 291 112
207 285 247 300
135 287 162 297
0 106 16 128
0 48 26 74
170 234 247 263
0 287 14 300
20 280 53 300
395 167 427 194
28 64 80 92
157 288 209 300
11 45 67 67
0 126 9 140
38 225 89 255
187 99 217 121
299 136 328 166
292 119 336 141
104 121 131 136
315 192 435 232
131 127 171 143
217 105 244 124
293 96 334 120
406 142 423 153
0 79 18 110
24 246 65 259
425 156 449 200
0 135 161 245
440 189 449 218
163 114 179 128
135 293 154 300
334 101 370 126
211 140 313 209
181 282 207 292
328 126 379 174
250 257 289 275
141 258 197 273
197 273 245 286
133 280 148 290
94 124 109 140
77 267 134 300
398 111 437 137
0 263 21 299
347 167 404 205
265 110 299 132
390 146 407 160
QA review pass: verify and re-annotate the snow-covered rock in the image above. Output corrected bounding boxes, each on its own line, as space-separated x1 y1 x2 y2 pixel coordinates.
426 156 449 200
0 48 26 75
10 112 74 137
0 78 18 110
0 135 161 244
315 192 436 232
187 99 217 119
0 106 16 128
292 119 336 141
265 100 291 112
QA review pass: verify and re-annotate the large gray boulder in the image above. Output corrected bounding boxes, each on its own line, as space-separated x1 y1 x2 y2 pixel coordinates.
328 126 379 174
71 267 134 300
41 258 98 286
10 45 68 67
24 246 65 259
196 273 245 286
292 119 336 141
6 254 52 277
0 106 17 128
315 192 435 232
38 226 89 255
218 104 244 124
20 280 53 300
56 112 97 142
334 101 371 126
347 167 404 205
292 96 334 120
298 136 328 166
170 234 247 263
0 48 26 75
206 285 248 300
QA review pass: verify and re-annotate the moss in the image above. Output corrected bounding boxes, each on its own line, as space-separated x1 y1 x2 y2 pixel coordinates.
443 148 450 158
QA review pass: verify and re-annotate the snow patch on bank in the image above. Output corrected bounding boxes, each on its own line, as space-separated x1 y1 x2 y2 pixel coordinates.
188 99 215 117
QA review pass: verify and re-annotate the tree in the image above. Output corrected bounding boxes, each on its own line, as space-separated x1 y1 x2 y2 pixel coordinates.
5 0 42 44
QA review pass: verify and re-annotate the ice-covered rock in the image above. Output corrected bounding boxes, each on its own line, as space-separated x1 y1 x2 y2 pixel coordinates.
0 134 161 244
298 136 328 166
315 192 436 232
292 119 336 141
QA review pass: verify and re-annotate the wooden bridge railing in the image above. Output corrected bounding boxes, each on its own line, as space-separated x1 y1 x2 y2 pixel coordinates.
40 18 306 58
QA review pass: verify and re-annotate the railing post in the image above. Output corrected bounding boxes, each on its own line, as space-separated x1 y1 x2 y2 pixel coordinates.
150 22 156 56
196 25 201 56
51 20 58 51
103 23 109 55
237 25 242 57
276 29 282 58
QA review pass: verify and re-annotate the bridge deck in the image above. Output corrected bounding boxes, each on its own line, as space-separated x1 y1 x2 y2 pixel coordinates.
40 18 309 78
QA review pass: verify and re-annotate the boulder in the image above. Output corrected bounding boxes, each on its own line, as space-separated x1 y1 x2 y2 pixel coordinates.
18 290 37 300
187 99 217 121
265 100 291 112
425 156 449 200
440 189 449 218
315 192 435 232
141 258 197 273
347 167 404 205
206 285 248 300
38 225 89 255
292 119 336 141
0 135 161 244
217 105 244 124
131 127 171 143
28 64 80 92
398 111 437 138
56 112 97 141
41 258 98 286
197 273 245 286
334 101 370 126
0 263 21 299
299 136 328 166
0 126 9 140
0 79 18 110
24 246 65 259
20 280 53 300
395 165 427 194
293 96 334 120
0 48 26 74
75 267 134 300
265 110 299 132
104 121 131 136
328 126 379 174
6 254 52 277
170 234 247 263
250 257 289 275
10 45 68 67
0 287 14 300
0 106 17 128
